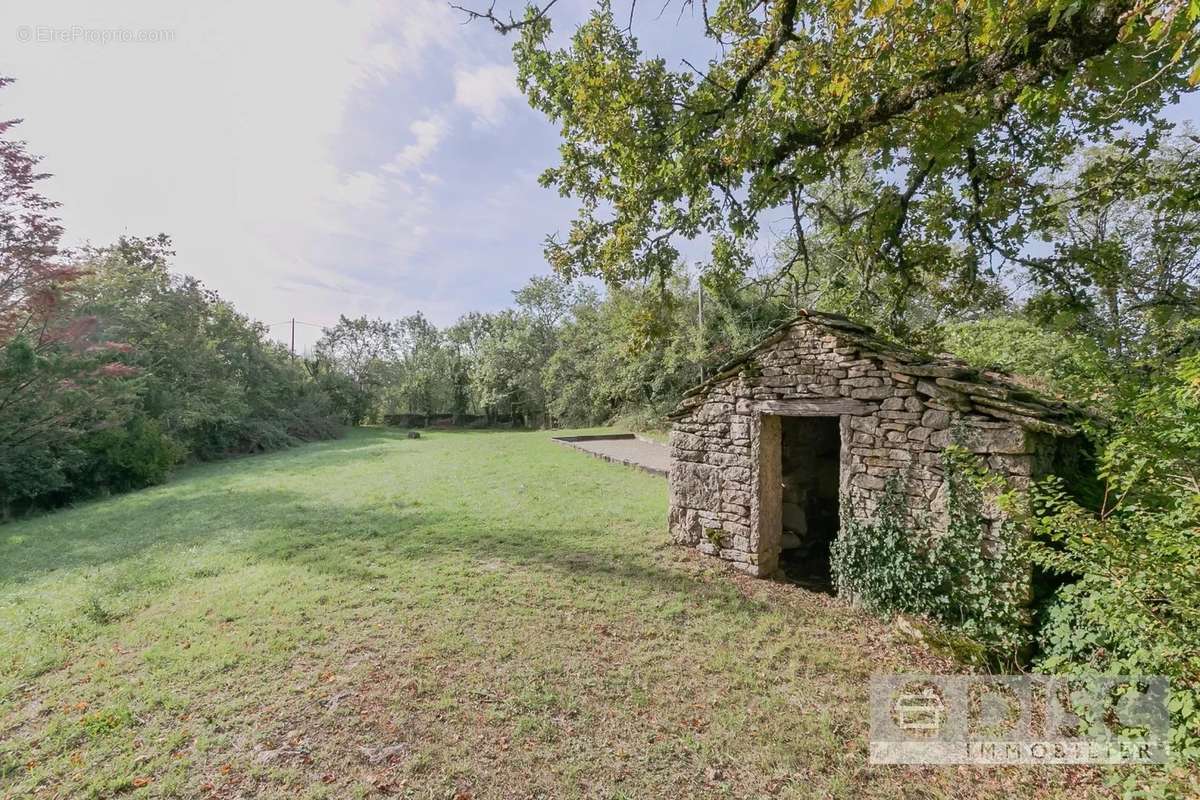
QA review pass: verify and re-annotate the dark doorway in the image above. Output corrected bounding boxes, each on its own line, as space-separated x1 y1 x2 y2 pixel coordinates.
778 416 840 590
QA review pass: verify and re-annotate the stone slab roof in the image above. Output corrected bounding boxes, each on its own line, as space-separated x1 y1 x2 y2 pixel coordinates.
669 310 1081 437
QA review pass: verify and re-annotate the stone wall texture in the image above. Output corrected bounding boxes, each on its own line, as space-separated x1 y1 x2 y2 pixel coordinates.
667 313 1080 578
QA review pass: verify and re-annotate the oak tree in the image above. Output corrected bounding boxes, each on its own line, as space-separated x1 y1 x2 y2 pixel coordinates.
472 1 1200 330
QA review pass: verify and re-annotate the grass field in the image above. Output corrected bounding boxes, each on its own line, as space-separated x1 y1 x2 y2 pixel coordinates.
0 428 1102 799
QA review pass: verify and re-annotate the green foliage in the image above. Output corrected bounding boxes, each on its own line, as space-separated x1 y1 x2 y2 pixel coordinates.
73 237 342 463
313 283 585 427
311 274 785 431
1 235 345 517
312 312 469 421
1024 355 1200 784
830 475 925 609
1024 134 1200 364
0 439 87 518
831 444 1029 663
77 417 183 494
0 97 135 518
311 369 372 426
704 527 723 548
78 707 132 739
545 281 700 427
80 596 116 626
468 309 551 426
0 332 137 516
934 445 1030 656
504 0 1198 330
941 317 1113 400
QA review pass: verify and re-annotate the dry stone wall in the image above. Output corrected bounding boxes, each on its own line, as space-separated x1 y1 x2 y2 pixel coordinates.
668 316 1074 577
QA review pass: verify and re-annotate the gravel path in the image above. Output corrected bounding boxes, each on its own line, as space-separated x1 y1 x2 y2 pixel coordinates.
553 435 670 477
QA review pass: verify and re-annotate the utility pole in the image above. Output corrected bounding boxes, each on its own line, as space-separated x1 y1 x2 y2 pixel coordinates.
697 275 705 382
290 318 295 361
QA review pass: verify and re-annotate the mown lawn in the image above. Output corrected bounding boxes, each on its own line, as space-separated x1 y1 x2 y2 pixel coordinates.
1 428 1100 799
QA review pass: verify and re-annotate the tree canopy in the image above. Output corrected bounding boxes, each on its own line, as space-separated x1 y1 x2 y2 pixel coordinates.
487 0 1199 329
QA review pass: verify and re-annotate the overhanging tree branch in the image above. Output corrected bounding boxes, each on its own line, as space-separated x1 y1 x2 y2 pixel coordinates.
704 0 799 117
757 2 1134 171
450 0 560 34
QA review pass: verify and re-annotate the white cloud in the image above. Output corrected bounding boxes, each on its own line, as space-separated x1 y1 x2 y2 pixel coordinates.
384 115 446 174
0 0 460 346
0 0 574 353
453 63 521 125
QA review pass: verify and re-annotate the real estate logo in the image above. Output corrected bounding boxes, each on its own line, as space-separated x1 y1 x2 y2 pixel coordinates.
869 674 1169 765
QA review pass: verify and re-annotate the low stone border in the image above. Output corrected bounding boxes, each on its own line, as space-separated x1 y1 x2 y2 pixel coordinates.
551 434 669 478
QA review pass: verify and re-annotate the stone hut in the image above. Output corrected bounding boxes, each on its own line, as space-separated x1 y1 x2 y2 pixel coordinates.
667 311 1082 580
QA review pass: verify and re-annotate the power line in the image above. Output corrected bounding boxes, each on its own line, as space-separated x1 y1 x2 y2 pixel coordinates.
265 320 331 329
262 319 333 361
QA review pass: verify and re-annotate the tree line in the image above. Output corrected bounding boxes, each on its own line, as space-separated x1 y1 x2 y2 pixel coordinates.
0 94 354 517
310 274 773 430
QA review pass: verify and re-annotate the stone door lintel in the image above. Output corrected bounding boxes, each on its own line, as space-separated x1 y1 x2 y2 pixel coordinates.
752 398 874 416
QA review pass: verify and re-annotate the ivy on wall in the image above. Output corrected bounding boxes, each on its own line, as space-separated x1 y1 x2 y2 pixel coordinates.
830 443 1029 663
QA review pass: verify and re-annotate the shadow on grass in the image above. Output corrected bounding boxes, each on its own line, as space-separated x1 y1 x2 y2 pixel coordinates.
0 426 758 618
0 430 413 570
0 472 756 616
234 500 768 614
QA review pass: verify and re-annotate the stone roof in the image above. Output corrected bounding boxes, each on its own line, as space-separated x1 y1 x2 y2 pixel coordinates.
669 310 1081 437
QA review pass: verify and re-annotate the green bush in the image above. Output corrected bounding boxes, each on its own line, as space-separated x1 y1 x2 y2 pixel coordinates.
0 441 86 519
79 416 183 493
284 386 347 441
1025 356 1200 790
314 370 372 426
0 236 350 519
940 317 1112 400
74 237 346 461
830 475 928 612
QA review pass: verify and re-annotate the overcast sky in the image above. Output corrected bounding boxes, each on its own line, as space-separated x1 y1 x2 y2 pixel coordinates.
1 1 1196 352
